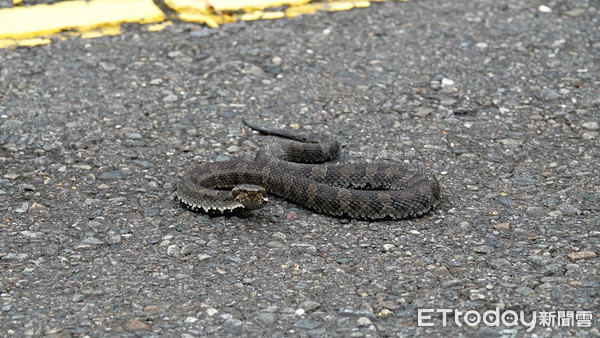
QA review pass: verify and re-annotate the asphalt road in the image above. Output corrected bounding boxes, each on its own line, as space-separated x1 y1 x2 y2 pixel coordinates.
1 0 599 336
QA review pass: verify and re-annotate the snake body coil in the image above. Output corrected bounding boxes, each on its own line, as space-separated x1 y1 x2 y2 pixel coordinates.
177 120 440 220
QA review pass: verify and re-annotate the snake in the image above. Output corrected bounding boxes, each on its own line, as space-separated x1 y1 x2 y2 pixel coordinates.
176 119 440 220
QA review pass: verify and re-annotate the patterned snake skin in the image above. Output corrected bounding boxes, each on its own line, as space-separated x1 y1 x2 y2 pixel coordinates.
176 119 440 220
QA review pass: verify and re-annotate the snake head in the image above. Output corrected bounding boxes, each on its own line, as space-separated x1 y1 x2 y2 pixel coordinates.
231 184 268 210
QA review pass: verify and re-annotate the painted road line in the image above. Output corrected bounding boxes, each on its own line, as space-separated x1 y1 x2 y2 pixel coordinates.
0 0 165 48
286 0 374 18
165 0 313 13
0 0 403 49
167 0 387 28
165 0 312 28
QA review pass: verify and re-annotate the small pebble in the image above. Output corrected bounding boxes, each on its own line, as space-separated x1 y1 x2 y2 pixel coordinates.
473 245 493 254
99 170 126 180
568 251 596 261
128 319 150 330
412 106 434 118
14 202 29 213
339 308 376 320
3 172 20 180
559 203 578 215
441 78 455 86
162 94 178 103
107 235 121 245
300 301 321 312
1 253 28 261
293 319 321 330
72 294 85 303
184 316 198 323
582 121 599 131
272 56 283 65
167 245 179 256
125 133 142 140
197 254 211 261
19 183 36 191
489 259 511 269
486 233 502 247
81 237 104 245
168 51 182 58
180 243 198 256
432 266 451 278
516 286 535 295
493 222 510 230
255 312 276 325
1 119 23 129
541 88 561 99
378 309 394 317
99 62 117 72
133 160 154 168
565 8 586 16
357 317 372 326
498 138 522 146
218 111 238 118
189 28 215 38
382 244 395 252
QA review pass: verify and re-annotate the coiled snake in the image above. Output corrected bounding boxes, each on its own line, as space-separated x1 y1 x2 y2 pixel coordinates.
176 119 440 220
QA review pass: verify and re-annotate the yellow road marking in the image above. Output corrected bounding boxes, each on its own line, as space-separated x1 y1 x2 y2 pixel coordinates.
13 37 51 47
167 0 383 28
0 0 404 49
148 21 174 32
287 0 371 18
0 0 165 48
165 0 313 13
79 25 123 40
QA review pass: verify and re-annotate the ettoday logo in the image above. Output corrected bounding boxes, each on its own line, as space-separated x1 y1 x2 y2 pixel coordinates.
418 308 594 332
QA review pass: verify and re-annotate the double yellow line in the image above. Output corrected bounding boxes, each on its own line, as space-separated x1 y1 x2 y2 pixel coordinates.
0 0 395 49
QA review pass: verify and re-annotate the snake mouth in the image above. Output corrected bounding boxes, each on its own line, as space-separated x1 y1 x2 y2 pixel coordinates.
231 184 268 210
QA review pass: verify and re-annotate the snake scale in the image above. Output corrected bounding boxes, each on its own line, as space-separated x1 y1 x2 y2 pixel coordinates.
176 119 440 220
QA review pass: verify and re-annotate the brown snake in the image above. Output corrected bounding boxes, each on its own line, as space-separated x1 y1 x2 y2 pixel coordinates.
176 119 440 220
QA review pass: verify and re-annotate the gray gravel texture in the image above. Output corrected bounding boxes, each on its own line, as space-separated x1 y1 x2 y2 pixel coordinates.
1 0 599 336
